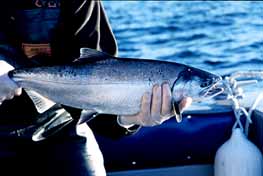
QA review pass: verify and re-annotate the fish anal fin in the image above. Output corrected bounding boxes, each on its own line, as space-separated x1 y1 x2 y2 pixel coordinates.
24 89 56 114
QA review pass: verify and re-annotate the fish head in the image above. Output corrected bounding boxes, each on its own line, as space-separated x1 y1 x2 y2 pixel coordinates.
171 67 223 102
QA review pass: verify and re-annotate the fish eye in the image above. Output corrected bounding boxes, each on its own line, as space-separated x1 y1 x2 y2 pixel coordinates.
200 81 210 88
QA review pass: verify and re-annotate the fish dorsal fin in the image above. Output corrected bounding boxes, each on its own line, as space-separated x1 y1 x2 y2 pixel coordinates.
24 89 56 113
74 48 114 63
80 48 110 58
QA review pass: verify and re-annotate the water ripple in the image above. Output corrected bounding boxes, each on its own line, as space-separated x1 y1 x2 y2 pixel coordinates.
104 1 263 76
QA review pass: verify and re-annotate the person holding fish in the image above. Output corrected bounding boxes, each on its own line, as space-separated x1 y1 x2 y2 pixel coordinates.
0 1 192 176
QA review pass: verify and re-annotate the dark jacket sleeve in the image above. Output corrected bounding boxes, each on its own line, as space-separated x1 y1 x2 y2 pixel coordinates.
55 0 140 138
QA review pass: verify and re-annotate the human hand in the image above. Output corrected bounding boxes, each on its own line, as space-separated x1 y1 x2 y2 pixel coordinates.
117 83 192 127
0 60 22 105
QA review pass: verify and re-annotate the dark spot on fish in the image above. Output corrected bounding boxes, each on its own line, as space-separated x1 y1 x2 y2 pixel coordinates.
59 72 63 77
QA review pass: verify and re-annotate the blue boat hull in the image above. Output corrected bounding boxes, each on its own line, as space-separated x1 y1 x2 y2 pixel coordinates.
95 111 237 171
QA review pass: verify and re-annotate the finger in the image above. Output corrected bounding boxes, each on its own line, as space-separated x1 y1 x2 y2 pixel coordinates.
14 87 22 96
178 97 193 113
161 83 172 116
117 115 138 127
151 84 162 120
140 92 151 123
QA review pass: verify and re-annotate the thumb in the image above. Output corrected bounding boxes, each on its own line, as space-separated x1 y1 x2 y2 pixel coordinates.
178 97 192 113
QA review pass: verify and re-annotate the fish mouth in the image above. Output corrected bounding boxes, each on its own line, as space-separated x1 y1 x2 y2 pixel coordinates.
200 81 224 99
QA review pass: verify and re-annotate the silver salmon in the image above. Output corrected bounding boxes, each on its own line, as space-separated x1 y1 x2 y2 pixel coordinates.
9 48 223 121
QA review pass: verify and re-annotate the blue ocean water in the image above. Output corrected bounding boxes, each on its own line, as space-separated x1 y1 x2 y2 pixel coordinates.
103 1 263 77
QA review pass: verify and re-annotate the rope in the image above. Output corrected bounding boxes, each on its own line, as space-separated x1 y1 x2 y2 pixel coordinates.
245 92 263 136
221 71 263 136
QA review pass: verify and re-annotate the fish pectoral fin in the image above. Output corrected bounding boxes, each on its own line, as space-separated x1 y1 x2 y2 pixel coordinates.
24 89 56 114
172 99 182 123
78 109 98 124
